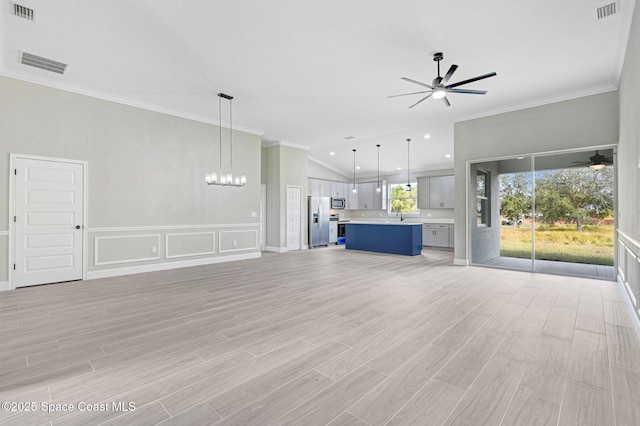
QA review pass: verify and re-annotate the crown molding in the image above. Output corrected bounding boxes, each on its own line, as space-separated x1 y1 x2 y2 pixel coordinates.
454 84 617 124
261 140 310 151
0 70 265 136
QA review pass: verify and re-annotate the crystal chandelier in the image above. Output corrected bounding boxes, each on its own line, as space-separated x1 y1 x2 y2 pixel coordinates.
205 93 246 186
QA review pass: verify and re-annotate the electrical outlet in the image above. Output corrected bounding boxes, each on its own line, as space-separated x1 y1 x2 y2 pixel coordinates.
251 212 257 217
233 240 238 246
151 246 157 253
427 213 432 217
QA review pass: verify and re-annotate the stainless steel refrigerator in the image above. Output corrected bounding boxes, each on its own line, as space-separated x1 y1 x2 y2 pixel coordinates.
309 196 331 248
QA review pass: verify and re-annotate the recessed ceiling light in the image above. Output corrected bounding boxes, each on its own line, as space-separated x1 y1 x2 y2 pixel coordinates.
397 167 402 170
356 166 361 170
329 151 335 156
445 154 451 158
424 134 431 139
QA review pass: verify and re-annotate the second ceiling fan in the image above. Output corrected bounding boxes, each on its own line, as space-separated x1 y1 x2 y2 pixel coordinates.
389 52 497 107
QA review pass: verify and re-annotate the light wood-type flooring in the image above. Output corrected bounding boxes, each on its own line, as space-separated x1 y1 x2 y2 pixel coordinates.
1 247 640 425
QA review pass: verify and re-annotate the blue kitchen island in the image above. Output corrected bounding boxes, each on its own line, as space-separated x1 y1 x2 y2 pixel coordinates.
345 222 422 256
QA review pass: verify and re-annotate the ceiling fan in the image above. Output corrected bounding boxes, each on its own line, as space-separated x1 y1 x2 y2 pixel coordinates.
572 150 613 170
389 52 497 107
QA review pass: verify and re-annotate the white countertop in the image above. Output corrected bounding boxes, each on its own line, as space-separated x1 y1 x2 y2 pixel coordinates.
345 221 421 226
347 218 454 225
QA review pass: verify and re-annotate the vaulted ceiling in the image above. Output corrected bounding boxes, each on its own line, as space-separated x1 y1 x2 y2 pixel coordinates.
0 1 633 177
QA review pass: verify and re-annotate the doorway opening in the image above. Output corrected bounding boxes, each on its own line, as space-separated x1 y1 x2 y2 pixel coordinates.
469 147 615 280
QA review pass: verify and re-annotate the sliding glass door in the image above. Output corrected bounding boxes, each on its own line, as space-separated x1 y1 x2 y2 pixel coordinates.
469 148 615 279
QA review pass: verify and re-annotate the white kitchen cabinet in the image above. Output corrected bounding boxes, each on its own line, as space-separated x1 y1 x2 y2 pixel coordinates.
429 175 455 209
422 223 450 247
417 177 430 209
321 180 332 198
358 182 375 209
309 179 321 196
348 184 358 209
331 182 346 198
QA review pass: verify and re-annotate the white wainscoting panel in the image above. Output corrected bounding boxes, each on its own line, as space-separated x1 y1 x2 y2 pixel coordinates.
617 230 640 322
166 232 215 259
94 234 161 266
219 230 258 253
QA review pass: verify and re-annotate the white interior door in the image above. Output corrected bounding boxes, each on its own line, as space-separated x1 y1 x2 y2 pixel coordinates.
14 157 84 287
286 186 302 251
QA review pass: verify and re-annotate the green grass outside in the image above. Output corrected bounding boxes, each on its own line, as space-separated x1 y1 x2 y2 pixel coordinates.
500 224 614 266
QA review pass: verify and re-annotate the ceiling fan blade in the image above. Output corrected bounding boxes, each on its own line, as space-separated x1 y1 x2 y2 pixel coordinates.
446 72 497 89
446 88 487 95
442 96 451 107
387 90 432 99
401 77 433 89
442 64 458 84
408 93 433 108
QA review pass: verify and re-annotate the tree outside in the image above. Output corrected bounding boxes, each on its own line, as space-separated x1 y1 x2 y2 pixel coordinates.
499 173 531 227
498 166 614 266
389 184 417 213
535 168 613 231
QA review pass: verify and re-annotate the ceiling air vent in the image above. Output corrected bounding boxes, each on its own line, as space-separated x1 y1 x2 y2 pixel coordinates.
20 52 67 74
596 2 617 20
12 3 35 21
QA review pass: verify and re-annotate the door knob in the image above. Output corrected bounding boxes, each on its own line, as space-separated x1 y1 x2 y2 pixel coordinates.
75 225 81 229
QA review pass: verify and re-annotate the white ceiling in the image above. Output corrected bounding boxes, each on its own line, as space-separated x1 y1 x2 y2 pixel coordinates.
0 0 633 177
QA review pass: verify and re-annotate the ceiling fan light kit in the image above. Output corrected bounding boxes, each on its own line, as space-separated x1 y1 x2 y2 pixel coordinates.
389 52 497 107
572 150 613 170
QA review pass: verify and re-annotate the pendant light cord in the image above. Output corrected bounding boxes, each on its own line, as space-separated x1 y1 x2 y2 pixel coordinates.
229 97 233 176
353 149 356 191
219 95 222 176
407 138 411 189
377 144 380 189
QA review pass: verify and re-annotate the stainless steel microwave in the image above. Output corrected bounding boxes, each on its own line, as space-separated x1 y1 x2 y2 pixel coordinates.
331 197 346 209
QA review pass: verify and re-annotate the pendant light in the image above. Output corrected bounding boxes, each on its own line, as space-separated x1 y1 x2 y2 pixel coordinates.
205 93 246 187
376 144 381 193
405 138 412 191
352 149 357 193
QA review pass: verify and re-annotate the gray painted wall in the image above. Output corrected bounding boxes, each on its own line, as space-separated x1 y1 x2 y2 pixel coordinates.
618 1 640 243
469 162 500 263
262 146 281 249
454 91 619 264
262 144 308 250
617 0 640 308
1 76 261 282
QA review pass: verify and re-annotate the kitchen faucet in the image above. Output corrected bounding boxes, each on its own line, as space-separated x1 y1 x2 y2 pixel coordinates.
396 211 404 221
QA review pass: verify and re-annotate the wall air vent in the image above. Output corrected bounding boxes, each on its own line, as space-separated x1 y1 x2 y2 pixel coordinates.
596 2 617 20
12 3 35 21
20 52 67 74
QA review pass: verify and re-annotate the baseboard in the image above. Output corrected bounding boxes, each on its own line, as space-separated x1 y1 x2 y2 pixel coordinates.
86 252 261 280
265 246 288 253
302 245 309 250
453 258 469 266
0 281 12 292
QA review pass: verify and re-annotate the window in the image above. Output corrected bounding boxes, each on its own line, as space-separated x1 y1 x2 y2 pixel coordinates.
477 170 490 226
388 182 418 214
